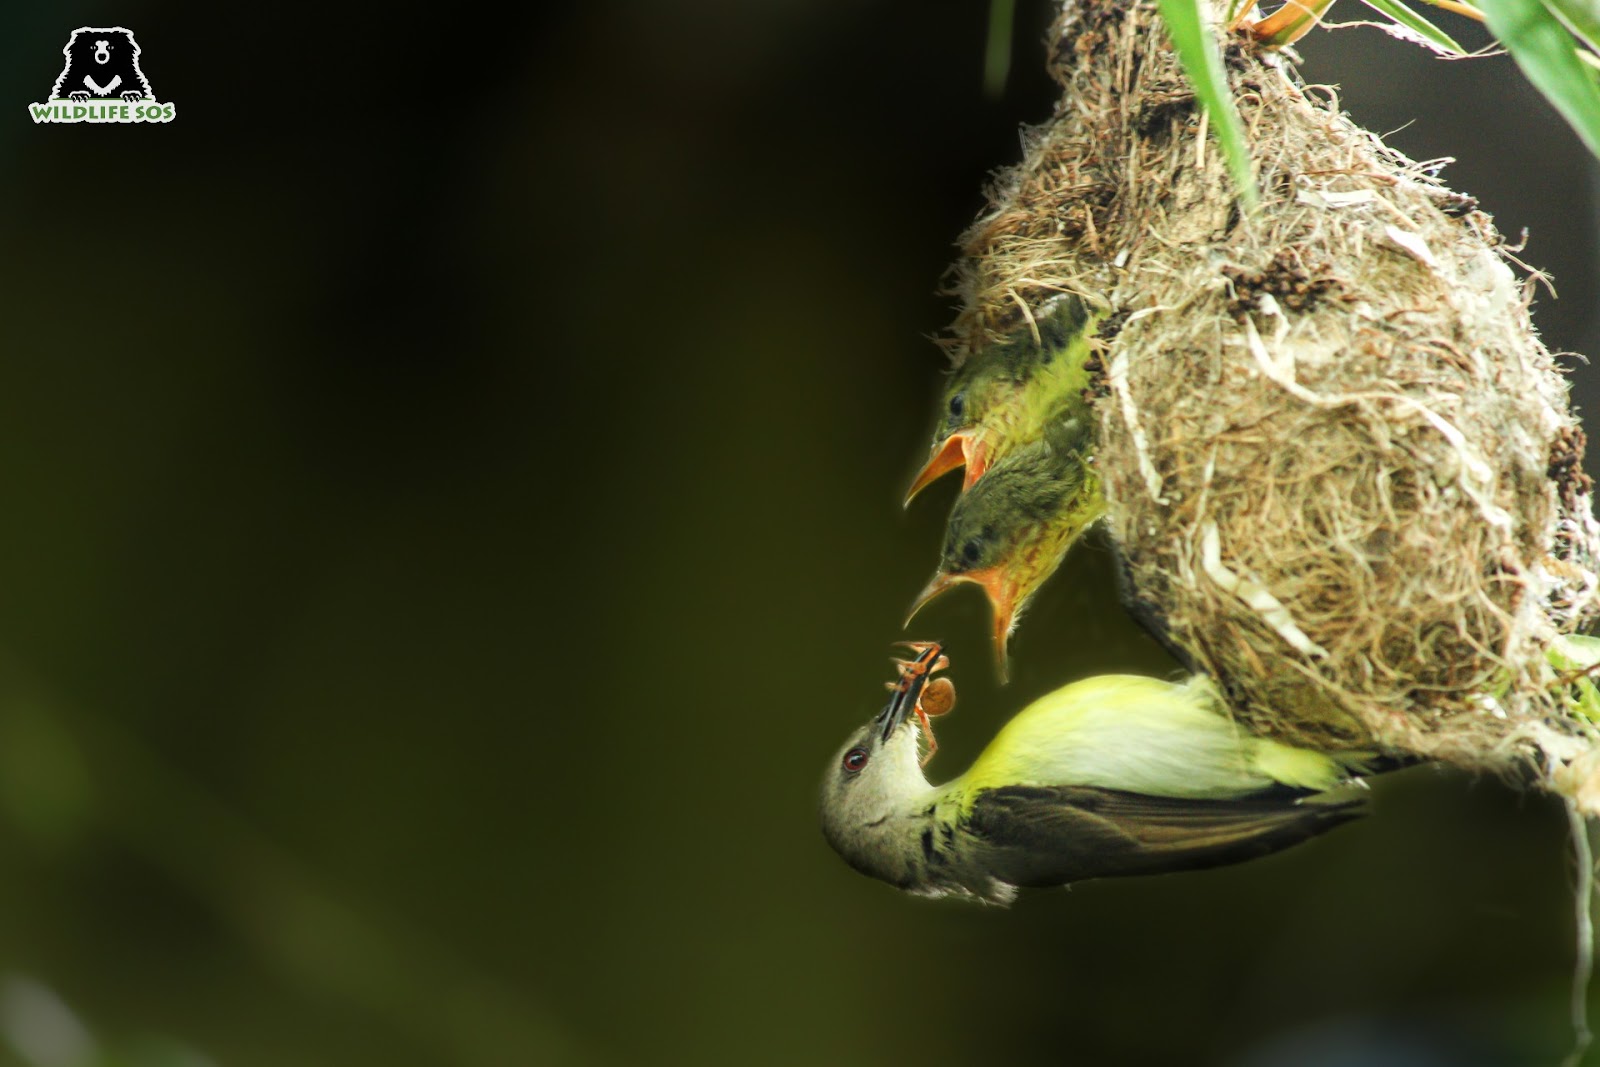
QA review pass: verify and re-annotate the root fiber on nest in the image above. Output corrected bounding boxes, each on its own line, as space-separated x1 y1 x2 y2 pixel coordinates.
946 0 1600 797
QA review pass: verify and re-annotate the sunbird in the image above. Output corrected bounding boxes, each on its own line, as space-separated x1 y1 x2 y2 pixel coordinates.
906 410 1106 679
905 293 1100 505
820 648 1368 905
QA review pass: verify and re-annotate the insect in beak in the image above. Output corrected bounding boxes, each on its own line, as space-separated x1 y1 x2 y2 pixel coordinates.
883 641 958 765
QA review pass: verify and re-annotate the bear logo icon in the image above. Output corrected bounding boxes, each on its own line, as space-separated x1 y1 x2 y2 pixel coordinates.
29 26 173 123
50 27 153 103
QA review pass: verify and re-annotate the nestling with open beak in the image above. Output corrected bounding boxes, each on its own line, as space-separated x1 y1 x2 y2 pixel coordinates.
905 293 1101 505
820 656 1370 905
907 410 1106 680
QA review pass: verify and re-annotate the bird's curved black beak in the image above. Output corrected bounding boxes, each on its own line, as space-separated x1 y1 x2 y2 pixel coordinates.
873 644 940 743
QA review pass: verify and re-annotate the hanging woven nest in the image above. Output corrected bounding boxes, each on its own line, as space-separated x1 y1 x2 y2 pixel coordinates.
945 0 1600 799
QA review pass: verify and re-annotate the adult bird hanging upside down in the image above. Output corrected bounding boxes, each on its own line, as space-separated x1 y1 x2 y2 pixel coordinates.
820 645 1369 905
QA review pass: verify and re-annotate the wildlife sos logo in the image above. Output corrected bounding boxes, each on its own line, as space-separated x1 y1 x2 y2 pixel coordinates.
29 27 174 124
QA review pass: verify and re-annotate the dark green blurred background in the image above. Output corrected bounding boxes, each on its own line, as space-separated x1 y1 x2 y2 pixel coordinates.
1 2 1598 1065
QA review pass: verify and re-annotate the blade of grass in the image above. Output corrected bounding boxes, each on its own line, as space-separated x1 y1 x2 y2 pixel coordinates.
984 0 1016 100
1481 0 1600 158
1252 0 1339 47
1227 0 1258 25
1156 0 1260 207
1357 0 1470 53
1419 0 1487 21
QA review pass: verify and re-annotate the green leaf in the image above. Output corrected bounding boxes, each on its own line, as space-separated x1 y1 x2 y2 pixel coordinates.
1543 0 1600 52
1356 0 1469 54
985 0 1016 100
1481 0 1600 158
1155 0 1260 208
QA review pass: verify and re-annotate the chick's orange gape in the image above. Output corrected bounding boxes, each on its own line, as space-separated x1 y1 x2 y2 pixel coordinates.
905 431 993 503
886 641 957 765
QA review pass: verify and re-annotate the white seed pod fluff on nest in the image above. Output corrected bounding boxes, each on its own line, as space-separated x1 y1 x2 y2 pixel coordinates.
947 0 1600 799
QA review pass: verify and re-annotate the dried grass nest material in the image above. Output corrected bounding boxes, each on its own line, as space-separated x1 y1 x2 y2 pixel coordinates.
945 0 1600 800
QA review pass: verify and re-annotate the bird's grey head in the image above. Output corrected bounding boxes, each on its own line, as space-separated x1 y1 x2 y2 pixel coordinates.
818 668 937 889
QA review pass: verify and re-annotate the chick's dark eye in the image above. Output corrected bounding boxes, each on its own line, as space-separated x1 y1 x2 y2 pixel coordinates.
842 747 870 773
962 538 983 564
948 393 965 419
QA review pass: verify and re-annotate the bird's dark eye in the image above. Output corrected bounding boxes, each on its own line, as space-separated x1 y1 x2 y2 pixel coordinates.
948 393 965 419
962 538 983 564
842 747 870 773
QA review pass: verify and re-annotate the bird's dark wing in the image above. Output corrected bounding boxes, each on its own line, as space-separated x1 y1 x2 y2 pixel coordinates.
963 784 1364 888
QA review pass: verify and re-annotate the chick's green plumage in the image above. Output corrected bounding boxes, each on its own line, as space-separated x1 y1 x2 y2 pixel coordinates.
908 410 1107 677
906 294 1100 503
820 665 1367 905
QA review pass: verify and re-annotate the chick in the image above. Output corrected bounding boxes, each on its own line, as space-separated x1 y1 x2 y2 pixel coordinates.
907 410 1105 679
905 294 1100 504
